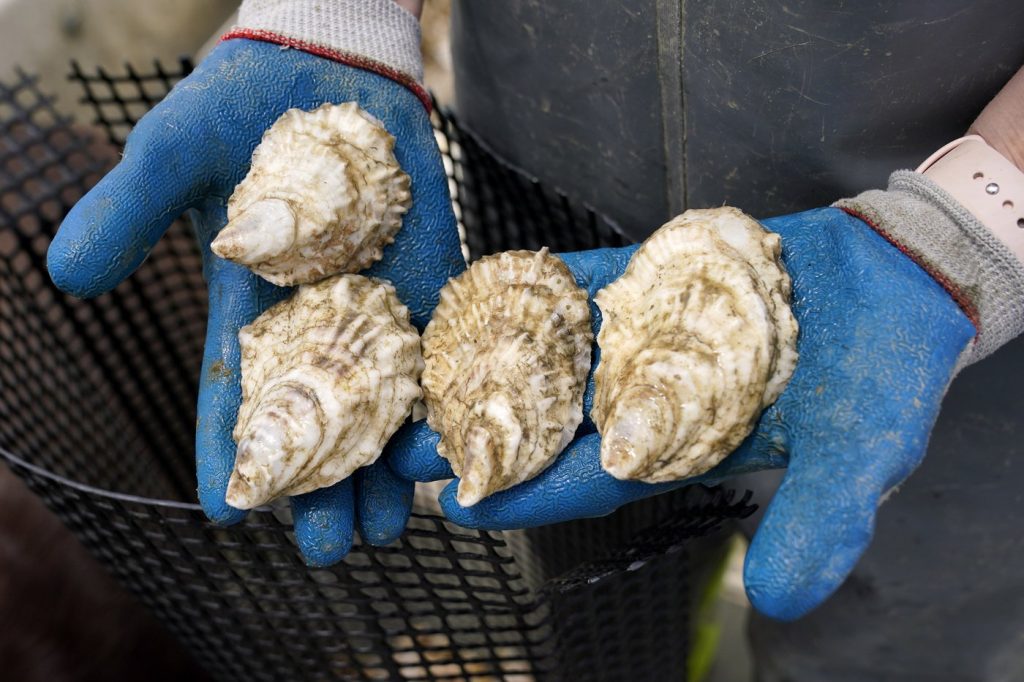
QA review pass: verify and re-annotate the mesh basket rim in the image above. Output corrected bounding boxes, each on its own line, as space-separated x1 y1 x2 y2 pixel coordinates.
435 106 631 241
2 444 211 511
1 445 462 525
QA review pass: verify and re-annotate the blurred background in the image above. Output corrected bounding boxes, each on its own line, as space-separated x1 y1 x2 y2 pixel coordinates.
0 0 455 120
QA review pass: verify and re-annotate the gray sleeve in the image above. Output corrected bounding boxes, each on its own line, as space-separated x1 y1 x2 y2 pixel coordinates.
835 170 1024 366
234 0 423 83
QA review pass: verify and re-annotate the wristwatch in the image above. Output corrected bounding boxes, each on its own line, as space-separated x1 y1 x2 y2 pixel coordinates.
917 135 1024 262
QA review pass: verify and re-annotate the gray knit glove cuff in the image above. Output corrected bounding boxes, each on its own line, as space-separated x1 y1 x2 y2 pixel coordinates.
836 170 1024 366
225 0 427 107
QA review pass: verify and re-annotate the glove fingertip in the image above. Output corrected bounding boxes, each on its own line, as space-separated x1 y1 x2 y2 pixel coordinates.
359 520 407 547
356 464 414 547
46 205 122 298
742 554 819 622
438 480 477 527
298 532 353 569
743 500 876 621
292 482 355 567
199 487 249 527
46 236 94 299
743 552 855 622
48 142 201 298
385 421 454 482
438 480 515 531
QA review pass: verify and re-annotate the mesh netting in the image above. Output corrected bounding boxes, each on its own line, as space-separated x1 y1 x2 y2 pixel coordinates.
0 60 754 681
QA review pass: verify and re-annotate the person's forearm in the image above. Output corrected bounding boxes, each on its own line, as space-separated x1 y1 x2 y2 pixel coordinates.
392 0 423 20
970 66 1024 171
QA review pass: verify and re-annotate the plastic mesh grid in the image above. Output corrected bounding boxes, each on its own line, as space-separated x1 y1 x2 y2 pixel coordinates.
430 106 629 261
0 60 756 681
69 58 196 147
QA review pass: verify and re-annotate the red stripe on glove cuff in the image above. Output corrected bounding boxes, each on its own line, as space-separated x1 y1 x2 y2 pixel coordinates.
840 205 981 333
220 28 432 112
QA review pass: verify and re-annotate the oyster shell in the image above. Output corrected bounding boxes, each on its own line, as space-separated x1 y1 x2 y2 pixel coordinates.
225 274 422 509
422 249 592 506
592 207 798 482
211 103 412 286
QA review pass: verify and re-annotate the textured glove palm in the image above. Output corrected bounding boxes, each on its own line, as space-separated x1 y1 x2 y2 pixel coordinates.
46 39 465 566
388 206 975 619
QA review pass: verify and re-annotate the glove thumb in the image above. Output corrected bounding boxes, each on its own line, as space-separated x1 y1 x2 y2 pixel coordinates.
742 436 894 621
47 114 204 297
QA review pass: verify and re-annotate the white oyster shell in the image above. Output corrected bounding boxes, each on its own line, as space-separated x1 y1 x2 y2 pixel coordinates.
592 207 798 482
211 102 412 286
422 249 592 506
225 274 422 509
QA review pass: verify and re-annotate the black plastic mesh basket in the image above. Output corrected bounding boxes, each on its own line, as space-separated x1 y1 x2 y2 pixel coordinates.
0 60 755 681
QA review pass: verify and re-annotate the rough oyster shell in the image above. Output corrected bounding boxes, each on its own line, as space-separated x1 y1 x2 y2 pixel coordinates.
422 249 592 506
225 274 422 509
211 103 411 286
592 207 798 482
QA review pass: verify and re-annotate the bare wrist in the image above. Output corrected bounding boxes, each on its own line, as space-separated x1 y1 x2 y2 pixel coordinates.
392 0 423 20
969 67 1024 173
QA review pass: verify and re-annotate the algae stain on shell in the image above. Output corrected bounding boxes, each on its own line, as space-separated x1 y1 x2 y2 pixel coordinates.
225 274 422 509
421 249 592 506
211 102 411 286
592 207 798 482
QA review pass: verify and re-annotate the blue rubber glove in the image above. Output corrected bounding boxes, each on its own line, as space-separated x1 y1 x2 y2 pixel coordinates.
388 206 975 619
46 39 465 565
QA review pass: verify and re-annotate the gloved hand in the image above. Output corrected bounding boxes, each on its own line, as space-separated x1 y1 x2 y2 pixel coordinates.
387 206 975 619
46 38 465 565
